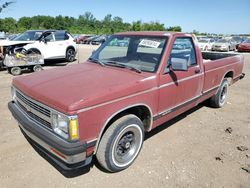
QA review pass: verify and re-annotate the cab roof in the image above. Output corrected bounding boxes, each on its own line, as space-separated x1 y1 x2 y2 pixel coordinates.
116 31 194 38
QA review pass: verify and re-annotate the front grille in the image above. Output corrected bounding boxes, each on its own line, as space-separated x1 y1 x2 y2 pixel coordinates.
16 90 52 129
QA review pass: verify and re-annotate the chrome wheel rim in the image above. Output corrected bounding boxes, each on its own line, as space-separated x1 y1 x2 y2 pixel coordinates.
112 124 143 168
67 49 75 61
220 84 227 105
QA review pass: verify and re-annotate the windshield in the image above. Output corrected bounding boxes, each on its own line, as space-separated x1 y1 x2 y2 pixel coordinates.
243 38 250 43
90 35 168 73
217 39 228 43
13 31 43 41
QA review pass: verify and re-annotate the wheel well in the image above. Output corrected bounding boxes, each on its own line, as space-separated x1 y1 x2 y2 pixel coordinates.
66 46 75 53
95 105 152 153
107 105 152 131
224 71 234 84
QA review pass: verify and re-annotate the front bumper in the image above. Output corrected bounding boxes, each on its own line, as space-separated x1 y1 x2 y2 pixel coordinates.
240 73 245 80
8 101 92 170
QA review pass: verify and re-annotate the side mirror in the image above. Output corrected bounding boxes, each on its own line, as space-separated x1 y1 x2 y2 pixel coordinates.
170 58 188 71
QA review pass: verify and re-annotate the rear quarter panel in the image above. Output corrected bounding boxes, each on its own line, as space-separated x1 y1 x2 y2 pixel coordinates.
203 54 244 93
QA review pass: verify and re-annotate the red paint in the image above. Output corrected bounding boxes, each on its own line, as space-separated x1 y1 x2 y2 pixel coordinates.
238 42 250 52
12 32 244 147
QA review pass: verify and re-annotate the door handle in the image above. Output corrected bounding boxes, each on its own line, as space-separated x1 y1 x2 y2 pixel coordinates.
195 69 201 74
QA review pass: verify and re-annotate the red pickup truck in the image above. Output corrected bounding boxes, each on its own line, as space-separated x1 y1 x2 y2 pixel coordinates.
9 32 245 172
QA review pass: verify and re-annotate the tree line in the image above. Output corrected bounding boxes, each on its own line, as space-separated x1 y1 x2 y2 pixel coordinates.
0 12 182 34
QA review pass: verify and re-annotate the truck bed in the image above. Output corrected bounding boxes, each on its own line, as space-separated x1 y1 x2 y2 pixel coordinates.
202 51 238 61
202 52 244 93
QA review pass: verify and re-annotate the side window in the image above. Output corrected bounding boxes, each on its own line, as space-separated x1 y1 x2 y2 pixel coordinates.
43 32 55 42
64 33 69 40
55 31 67 41
166 37 197 72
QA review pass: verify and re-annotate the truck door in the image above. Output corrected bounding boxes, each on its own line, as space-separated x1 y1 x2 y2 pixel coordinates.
158 37 203 116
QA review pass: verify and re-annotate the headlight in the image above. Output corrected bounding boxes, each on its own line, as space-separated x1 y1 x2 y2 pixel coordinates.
51 113 79 141
11 86 17 102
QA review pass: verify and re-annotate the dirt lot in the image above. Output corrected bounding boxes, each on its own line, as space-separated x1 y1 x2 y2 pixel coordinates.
0 45 249 188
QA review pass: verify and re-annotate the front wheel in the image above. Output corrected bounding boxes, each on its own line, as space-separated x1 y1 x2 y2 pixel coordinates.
210 79 229 108
96 114 144 172
65 48 75 62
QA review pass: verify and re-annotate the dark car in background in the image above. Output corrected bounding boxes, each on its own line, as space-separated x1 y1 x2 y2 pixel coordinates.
238 38 250 52
82 35 100 44
90 35 109 45
74 35 93 44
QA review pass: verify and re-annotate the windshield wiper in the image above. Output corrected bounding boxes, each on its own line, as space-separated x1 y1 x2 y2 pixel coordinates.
88 57 105 66
104 60 142 73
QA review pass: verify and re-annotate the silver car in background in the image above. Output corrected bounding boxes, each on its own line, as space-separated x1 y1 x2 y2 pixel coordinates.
211 39 236 52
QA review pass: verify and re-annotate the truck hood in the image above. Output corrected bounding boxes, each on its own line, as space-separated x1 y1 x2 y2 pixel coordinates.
13 62 156 113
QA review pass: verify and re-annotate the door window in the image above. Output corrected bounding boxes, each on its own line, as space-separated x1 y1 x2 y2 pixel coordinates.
55 31 68 41
166 37 197 72
43 32 55 42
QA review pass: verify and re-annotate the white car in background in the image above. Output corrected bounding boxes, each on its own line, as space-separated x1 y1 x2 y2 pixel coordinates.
198 38 215 51
13 30 77 62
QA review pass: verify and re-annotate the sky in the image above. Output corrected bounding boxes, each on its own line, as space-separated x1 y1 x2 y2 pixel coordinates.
1 0 250 34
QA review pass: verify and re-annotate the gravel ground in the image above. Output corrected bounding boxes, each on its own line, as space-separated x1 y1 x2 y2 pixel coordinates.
0 45 249 188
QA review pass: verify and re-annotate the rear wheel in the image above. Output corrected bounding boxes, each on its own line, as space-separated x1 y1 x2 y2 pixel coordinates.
210 79 229 108
96 114 144 172
66 48 75 62
10 67 22 76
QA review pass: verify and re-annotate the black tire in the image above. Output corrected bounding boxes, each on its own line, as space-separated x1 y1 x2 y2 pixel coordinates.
96 114 144 172
65 48 75 62
7 67 11 74
33 64 43 72
10 67 22 76
210 79 229 108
